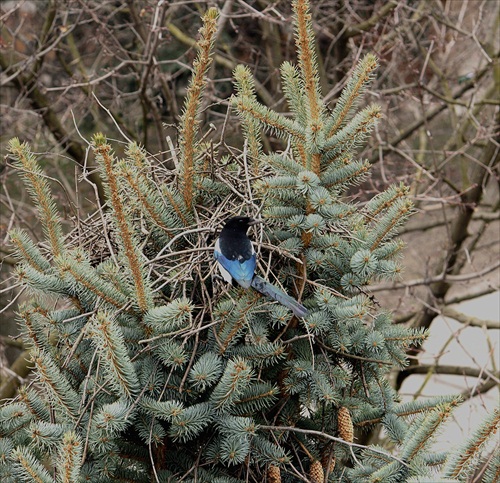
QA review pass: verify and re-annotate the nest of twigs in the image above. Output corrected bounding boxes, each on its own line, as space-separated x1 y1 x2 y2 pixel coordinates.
58 141 301 316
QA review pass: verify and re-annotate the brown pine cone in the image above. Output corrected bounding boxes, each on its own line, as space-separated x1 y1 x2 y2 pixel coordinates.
309 460 324 483
321 448 336 474
338 406 354 443
267 464 281 483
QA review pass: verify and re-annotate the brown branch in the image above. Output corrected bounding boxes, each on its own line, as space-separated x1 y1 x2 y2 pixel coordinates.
446 286 499 306
0 335 24 350
370 55 496 163
462 378 498 399
343 1 398 39
167 21 275 107
441 307 499 330
258 424 410 468
394 120 499 389
399 364 499 380
0 55 105 203
370 260 500 292
0 349 32 401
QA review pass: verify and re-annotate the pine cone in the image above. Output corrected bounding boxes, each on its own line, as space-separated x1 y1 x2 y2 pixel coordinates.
267 464 281 483
338 406 354 443
309 460 324 483
321 448 336 474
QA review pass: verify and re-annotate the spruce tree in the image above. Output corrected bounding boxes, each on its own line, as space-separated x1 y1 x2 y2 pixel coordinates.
1 3 498 483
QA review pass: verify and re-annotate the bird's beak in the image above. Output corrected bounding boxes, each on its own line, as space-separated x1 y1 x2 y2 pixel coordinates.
248 218 264 226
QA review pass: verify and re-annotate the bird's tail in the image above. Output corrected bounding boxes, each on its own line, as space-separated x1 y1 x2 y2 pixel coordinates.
251 275 308 318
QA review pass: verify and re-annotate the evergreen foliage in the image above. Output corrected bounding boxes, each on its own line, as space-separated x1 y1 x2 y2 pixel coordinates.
1 2 493 482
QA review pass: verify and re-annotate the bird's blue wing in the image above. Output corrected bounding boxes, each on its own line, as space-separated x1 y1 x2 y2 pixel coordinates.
214 249 256 289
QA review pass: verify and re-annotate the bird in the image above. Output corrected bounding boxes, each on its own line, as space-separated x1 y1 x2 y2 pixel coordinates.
214 216 308 318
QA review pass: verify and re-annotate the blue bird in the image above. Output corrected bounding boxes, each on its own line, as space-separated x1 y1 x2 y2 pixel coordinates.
214 216 308 318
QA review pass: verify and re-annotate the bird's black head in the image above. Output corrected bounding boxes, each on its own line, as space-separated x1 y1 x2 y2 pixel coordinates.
222 216 262 233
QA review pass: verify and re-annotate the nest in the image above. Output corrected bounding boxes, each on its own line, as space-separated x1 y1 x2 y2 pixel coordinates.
58 142 300 312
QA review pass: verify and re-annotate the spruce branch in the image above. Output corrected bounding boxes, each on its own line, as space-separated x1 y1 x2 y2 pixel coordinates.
320 159 371 190
315 339 392 366
28 421 66 454
215 292 261 354
233 96 307 141
120 163 176 241
31 347 80 421
18 386 51 421
188 352 223 392
11 446 53 483
400 403 456 461
120 143 183 241
88 310 140 399
233 65 263 175
179 7 219 208
210 357 254 410
19 306 51 352
355 396 463 429
281 61 308 127
293 0 323 134
482 449 500 483
325 54 379 137
56 250 130 311
364 184 410 221
7 138 65 258
8 229 51 273
168 402 214 442
443 408 500 480
163 186 192 228
232 383 279 415
144 299 194 336
15 263 68 297
56 431 83 483
368 198 413 251
252 436 290 466
321 105 381 159
92 134 153 313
